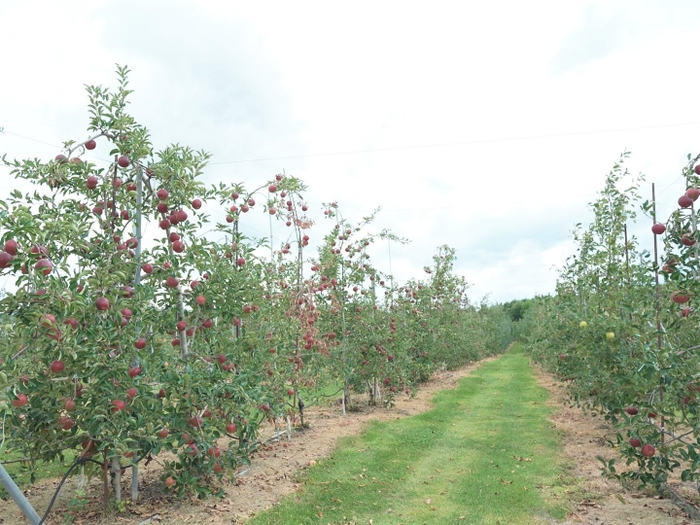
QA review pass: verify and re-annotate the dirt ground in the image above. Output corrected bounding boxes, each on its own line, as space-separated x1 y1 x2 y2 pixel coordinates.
2 355 699 524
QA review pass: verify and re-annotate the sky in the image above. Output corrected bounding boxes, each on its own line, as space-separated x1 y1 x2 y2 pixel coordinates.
1 0 700 304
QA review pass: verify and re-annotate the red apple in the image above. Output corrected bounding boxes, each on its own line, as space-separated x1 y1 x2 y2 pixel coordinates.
34 259 53 276
159 218 171 230
202 318 213 328
268 184 277 193
624 406 638 416
50 360 65 373
135 338 147 349
679 195 693 208
12 394 28 407
651 223 666 235
64 398 76 411
142 263 154 274
4 239 18 256
165 477 176 488
126 387 138 399
121 308 133 319
166 276 179 288
85 139 97 150
641 444 655 457
111 399 126 412
40 313 56 328
687 187 700 201
682 233 696 246
95 297 110 311
176 321 187 332
172 240 185 253
59 416 74 430
192 198 202 209
236 257 245 267
117 155 130 168
195 295 206 306
157 188 169 200
63 317 78 330
128 367 142 378
671 292 690 304
226 423 237 433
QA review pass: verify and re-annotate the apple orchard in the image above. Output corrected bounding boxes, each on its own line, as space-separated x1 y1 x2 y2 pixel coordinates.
523 151 700 495
0 67 508 502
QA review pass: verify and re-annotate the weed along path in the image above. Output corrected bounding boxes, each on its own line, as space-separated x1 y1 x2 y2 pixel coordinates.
248 344 571 525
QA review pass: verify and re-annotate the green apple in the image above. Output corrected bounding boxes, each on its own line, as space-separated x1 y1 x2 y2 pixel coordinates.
605 332 615 341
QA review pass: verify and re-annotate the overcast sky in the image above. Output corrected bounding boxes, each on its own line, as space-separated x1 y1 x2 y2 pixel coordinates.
2 0 699 303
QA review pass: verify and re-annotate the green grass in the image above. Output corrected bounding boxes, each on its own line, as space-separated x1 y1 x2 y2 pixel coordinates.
0 449 77 498
248 344 575 524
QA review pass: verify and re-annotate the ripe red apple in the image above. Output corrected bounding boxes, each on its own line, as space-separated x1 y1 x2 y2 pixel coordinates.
111 399 126 412
126 387 138 399
671 292 690 304
216 355 227 364
64 398 76 411
679 195 693 208
59 416 74 430
624 406 638 416
226 423 237 433
157 188 169 200
157 428 169 438
128 367 142 378
171 338 181 347
50 360 65 374
213 463 223 473
63 317 78 330
269 207 276 215
287 388 295 397
159 218 171 230
166 276 179 288
121 308 133 319
651 223 666 235
12 394 28 407
165 477 176 488
195 295 206 306
236 257 245 267
135 338 147 349
268 184 277 193
259 403 270 413
85 139 97 150
117 155 130 168
95 297 110 311
688 187 700 201
681 307 692 317
112 177 122 189
207 446 221 457
695 165 700 175
172 240 185 253
641 444 655 457
175 210 188 222
40 313 56 328
4 239 18 256
202 318 213 328
34 259 53 276
192 198 202 209
55 154 68 164
142 263 154 274
176 321 187 332
681 233 696 246
188 416 202 428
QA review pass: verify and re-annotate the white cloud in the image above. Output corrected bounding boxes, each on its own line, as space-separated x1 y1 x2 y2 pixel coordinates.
2 0 700 303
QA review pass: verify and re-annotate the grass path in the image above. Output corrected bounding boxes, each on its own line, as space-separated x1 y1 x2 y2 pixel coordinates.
248 344 574 524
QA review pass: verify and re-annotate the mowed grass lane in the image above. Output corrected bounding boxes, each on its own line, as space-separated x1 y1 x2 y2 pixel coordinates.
248 344 573 525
